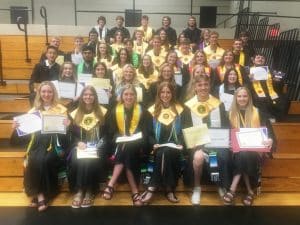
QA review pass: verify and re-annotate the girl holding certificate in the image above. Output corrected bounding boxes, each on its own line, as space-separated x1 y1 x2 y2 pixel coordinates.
12 81 69 212
141 82 191 204
103 84 149 206
184 74 231 205
68 85 108 208
59 61 77 83
223 87 274 206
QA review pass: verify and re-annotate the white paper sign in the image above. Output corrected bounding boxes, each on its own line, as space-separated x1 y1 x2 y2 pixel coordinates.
14 111 42 136
250 66 268 81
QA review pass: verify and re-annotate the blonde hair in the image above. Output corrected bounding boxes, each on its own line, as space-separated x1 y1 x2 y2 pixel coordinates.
229 87 256 128
33 81 59 110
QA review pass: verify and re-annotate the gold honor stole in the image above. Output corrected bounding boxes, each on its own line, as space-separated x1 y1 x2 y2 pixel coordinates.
185 95 221 118
116 103 141 135
148 104 183 126
147 50 166 68
178 52 194 65
230 107 260 128
70 106 107 131
238 51 245 66
137 71 158 90
217 64 243 85
251 68 278 100
133 41 148 56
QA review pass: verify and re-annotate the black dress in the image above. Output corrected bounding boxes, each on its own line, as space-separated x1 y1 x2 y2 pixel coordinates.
148 105 192 191
232 109 276 188
107 103 150 184
67 107 108 194
24 105 68 199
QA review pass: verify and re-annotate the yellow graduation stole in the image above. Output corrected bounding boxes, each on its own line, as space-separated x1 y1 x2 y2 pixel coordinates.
230 107 260 128
251 68 278 100
178 51 194 65
133 41 148 56
238 51 245 66
217 64 243 85
185 95 221 118
148 104 183 126
137 71 158 89
116 103 141 135
70 106 107 131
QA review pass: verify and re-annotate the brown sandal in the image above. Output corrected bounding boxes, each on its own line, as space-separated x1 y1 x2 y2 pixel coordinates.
29 197 38 207
223 190 235 205
242 193 254 206
103 185 114 200
37 199 48 212
71 193 83 208
141 188 155 204
132 193 143 206
81 193 94 208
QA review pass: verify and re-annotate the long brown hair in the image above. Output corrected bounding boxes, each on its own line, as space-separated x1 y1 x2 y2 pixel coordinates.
34 81 59 110
153 81 179 119
74 85 104 125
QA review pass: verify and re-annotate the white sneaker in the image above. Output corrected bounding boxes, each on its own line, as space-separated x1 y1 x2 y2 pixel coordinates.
218 187 225 199
191 187 201 205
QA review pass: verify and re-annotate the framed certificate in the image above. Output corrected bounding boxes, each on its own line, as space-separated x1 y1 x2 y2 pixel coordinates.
41 114 67 134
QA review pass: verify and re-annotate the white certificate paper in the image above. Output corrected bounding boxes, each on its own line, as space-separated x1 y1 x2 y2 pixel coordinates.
116 132 143 143
135 87 143 102
96 88 109 104
78 73 92 83
205 129 230 148
237 128 267 148
58 81 76 99
77 146 99 159
41 114 67 134
250 66 268 81
14 111 42 136
157 143 182 150
174 73 182 86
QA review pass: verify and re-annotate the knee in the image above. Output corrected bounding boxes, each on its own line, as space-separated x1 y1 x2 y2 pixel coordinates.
193 151 205 167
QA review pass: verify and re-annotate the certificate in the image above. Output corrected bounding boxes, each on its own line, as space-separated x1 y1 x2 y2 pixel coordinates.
135 87 143 102
58 81 76 99
88 78 111 89
219 93 233 111
116 132 142 143
76 82 85 97
96 88 109 104
174 72 182 86
14 111 42 136
78 73 92 83
77 145 99 159
157 143 182 150
205 129 230 148
250 66 268 81
41 114 67 134
231 128 270 152
182 124 211 149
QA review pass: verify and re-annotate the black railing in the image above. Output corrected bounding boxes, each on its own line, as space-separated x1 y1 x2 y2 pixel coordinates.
17 16 31 63
40 6 49 46
0 40 6 86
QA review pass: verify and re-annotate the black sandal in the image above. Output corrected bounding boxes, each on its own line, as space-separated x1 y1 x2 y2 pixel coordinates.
132 193 143 206
165 192 179 203
141 188 155 204
29 197 38 207
103 185 114 200
223 190 235 205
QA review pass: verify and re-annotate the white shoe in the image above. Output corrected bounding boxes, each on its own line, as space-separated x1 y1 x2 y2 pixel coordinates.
191 187 201 205
218 187 225 199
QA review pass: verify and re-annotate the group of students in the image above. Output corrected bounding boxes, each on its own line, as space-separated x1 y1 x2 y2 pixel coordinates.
14 14 291 212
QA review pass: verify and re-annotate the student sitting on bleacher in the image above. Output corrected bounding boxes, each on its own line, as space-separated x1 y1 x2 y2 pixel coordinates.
223 87 275 206
39 36 65 65
12 81 69 212
29 45 60 105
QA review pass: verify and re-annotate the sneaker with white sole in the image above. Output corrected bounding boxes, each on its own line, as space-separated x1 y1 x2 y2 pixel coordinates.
191 187 201 205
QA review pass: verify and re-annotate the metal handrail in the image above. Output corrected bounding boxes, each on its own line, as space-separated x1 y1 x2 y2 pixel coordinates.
0 40 6 86
40 6 49 46
16 17 31 63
